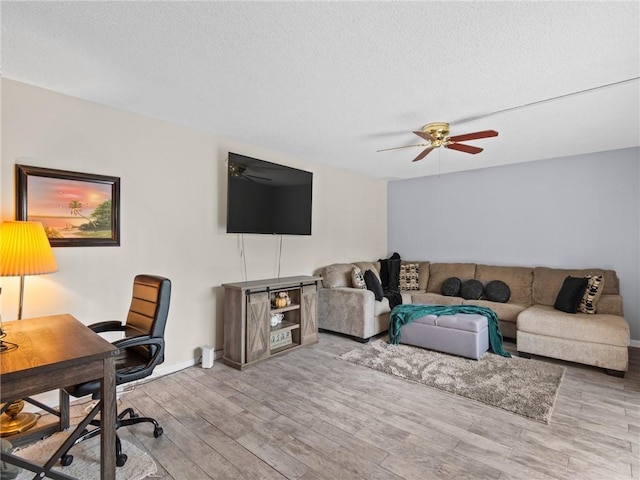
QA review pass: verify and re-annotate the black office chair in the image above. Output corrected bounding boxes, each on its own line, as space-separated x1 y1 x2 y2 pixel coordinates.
61 274 171 468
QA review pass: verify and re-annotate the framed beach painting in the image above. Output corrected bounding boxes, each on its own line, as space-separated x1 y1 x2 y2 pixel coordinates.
15 165 121 247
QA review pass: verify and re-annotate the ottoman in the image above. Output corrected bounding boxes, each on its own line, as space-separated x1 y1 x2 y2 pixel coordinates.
400 313 489 360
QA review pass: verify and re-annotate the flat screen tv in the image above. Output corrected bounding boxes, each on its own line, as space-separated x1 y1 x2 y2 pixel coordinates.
226 152 313 235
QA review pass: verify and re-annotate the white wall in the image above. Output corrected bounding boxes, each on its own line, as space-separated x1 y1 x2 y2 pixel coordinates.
0 79 388 370
388 148 640 342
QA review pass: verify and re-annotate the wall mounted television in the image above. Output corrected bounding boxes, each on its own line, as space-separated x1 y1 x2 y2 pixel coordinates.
226 152 313 235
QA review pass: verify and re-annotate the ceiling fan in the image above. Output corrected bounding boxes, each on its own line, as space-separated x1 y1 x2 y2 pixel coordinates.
228 163 272 182
377 122 499 162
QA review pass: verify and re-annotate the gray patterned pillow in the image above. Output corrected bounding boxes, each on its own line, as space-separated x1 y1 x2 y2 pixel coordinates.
399 263 420 291
579 274 604 314
351 266 367 289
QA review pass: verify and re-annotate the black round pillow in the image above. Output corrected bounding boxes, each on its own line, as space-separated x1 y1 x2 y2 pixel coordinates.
441 277 461 297
484 280 511 303
460 279 484 300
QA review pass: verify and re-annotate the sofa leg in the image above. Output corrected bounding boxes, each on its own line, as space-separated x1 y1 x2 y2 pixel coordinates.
353 336 370 343
517 351 532 359
605 369 625 378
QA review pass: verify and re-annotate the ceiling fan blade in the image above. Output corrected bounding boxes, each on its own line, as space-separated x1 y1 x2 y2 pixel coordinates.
412 146 435 162
446 143 483 154
447 130 498 143
377 143 429 152
412 130 435 142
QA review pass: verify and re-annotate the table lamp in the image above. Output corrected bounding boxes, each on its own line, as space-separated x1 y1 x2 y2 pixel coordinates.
0 220 58 436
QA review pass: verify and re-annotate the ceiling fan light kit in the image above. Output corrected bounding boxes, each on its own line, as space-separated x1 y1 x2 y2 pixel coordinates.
379 121 499 162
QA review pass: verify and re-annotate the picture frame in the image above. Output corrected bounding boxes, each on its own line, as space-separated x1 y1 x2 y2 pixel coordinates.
15 164 121 247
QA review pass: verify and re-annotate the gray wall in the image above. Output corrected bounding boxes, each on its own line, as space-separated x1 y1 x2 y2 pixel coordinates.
388 147 640 341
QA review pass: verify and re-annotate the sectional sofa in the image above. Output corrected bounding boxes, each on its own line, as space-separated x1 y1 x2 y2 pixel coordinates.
317 261 630 375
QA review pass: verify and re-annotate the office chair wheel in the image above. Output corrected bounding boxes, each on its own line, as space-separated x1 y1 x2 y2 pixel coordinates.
153 426 163 438
60 454 74 466
116 453 128 467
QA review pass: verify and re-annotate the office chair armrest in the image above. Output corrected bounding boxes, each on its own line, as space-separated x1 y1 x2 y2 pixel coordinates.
113 335 162 350
114 336 165 371
88 321 126 333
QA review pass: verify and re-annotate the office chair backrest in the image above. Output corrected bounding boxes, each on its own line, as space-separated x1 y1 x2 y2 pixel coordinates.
125 274 171 341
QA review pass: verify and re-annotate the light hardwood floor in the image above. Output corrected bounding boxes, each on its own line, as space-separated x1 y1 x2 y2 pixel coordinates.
114 333 639 480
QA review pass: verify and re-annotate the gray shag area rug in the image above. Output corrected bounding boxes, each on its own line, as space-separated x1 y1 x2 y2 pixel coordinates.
13 430 157 480
340 339 565 423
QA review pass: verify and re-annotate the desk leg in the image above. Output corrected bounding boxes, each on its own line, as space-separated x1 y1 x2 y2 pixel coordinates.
101 356 116 480
59 389 70 430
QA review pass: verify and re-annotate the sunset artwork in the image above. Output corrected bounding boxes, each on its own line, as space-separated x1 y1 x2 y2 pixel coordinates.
27 175 113 239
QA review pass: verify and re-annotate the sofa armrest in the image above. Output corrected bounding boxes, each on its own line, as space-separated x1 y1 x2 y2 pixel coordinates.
318 287 376 338
596 294 624 316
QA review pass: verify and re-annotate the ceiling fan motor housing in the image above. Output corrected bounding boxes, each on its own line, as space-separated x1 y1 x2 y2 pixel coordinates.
422 122 450 146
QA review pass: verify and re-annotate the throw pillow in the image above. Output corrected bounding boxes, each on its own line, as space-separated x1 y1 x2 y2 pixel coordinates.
578 274 604 314
441 277 462 297
351 266 367 289
399 263 420 291
460 279 484 300
484 280 511 303
364 269 384 301
554 276 589 313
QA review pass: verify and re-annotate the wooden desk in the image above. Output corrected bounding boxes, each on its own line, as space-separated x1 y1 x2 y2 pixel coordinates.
0 314 118 480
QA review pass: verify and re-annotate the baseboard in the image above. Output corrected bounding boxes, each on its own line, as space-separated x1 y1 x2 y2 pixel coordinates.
630 339 640 348
149 358 198 378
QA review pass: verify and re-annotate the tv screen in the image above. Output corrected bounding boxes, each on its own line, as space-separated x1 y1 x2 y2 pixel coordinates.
226 152 313 235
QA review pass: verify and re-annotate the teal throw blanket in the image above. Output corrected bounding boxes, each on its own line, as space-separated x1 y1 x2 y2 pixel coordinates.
388 304 511 358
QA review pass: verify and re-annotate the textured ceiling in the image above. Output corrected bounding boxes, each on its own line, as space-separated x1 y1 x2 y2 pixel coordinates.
2 1 639 180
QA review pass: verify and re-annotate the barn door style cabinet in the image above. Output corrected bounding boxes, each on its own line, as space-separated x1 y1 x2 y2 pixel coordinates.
222 275 321 370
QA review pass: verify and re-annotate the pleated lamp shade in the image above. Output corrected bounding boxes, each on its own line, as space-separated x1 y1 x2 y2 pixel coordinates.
0 221 58 276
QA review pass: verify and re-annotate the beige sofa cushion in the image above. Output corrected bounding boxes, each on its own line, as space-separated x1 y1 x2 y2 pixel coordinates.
411 292 464 306
596 294 624 316
374 297 391 316
533 267 619 306
475 264 533 306
322 263 355 288
417 262 430 292
354 261 381 281
462 299 527 323
518 305 629 347
427 263 476 293
400 292 413 304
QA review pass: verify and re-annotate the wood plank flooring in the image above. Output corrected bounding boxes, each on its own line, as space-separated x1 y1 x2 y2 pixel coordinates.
111 334 639 479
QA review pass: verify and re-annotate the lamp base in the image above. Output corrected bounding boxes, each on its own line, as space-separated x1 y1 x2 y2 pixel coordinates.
1 400 38 437
1 412 38 437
